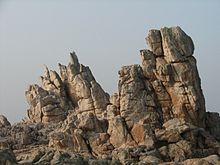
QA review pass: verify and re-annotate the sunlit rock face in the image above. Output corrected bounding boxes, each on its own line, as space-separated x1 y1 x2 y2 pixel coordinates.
25 52 109 123
143 26 206 128
1 26 219 165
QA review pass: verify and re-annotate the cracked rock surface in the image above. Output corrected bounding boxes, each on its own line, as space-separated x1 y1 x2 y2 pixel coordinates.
0 26 220 165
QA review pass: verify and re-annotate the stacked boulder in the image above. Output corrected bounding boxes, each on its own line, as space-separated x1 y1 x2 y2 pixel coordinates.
0 26 220 164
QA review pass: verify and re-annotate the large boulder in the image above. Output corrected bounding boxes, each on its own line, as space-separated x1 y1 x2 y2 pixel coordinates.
143 26 206 127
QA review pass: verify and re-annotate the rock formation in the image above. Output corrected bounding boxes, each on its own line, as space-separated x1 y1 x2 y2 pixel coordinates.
25 52 109 123
0 26 220 165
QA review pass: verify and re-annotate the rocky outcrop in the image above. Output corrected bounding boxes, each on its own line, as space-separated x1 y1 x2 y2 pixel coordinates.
25 52 109 123
0 26 220 164
143 27 205 127
0 115 11 127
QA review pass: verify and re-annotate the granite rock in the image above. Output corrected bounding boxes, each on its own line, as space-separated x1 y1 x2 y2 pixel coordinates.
1 26 219 165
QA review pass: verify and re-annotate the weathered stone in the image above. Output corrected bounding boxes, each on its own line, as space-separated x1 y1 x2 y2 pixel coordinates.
156 128 181 143
49 132 74 150
146 29 163 56
106 104 119 119
158 146 169 161
118 65 161 130
112 148 132 164
140 49 156 79
0 138 10 150
107 115 134 148
87 132 113 158
205 112 220 140
155 118 193 143
131 123 155 150
25 84 67 123
168 140 192 162
0 149 17 165
160 26 194 62
59 54 109 120
182 155 220 165
0 115 11 127
25 52 110 123
77 112 103 132
139 155 163 164
49 129 89 153
1 26 220 165
110 93 120 108
143 26 206 127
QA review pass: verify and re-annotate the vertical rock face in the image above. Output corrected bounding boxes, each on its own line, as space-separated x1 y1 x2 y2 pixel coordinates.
1 26 220 164
118 65 161 130
143 26 206 127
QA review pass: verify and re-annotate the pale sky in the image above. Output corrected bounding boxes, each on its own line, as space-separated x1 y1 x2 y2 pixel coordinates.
0 0 220 123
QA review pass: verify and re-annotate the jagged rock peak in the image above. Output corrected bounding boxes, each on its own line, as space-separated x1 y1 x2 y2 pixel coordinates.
1 26 220 165
25 52 109 123
69 51 80 66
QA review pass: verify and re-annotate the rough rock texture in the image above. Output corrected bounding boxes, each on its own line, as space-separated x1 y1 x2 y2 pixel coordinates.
206 112 220 140
25 52 109 124
144 26 205 127
0 115 11 126
0 149 17 165
1 26 220 164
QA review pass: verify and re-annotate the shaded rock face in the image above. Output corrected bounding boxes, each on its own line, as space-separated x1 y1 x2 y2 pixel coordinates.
0 149 17 165
205 112 220 140
1 26 220 165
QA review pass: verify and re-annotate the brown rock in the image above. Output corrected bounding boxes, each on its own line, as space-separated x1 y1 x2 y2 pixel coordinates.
144 26 206 127
205 112 220 140
139 155 163 164
168 140 192 162
49 129 89 153
160 26 194 62
131 123 155 150
107 115 133 148
77 112 103 132
0 115 11 127
25 84 67 123
25 52 109 123
59 53 109 119
118 65 161 130
146 29 163 56
1 26 218 165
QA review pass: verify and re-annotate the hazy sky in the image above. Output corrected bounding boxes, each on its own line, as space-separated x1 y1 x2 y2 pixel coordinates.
0 0 220 123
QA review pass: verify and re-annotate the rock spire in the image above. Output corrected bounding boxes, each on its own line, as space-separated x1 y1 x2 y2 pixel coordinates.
0 26 220 164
